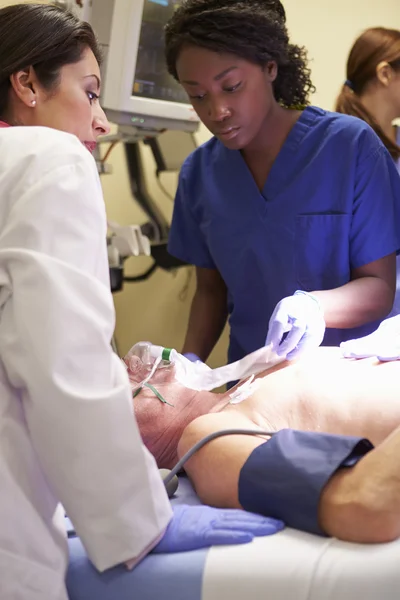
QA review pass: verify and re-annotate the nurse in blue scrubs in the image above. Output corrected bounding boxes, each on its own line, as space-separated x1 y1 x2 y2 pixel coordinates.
335 26 400 317
165 0 400 367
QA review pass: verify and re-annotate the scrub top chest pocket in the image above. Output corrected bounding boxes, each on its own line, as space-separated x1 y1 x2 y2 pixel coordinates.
295 213 352 291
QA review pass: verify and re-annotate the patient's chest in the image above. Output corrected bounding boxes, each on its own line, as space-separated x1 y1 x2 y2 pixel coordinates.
226 347 400 445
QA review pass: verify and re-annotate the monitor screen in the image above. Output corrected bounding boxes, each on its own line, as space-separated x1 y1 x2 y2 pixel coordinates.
132 0 188 104
91 0 198 132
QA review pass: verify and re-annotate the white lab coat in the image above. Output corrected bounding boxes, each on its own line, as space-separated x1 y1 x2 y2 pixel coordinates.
0 126 172 599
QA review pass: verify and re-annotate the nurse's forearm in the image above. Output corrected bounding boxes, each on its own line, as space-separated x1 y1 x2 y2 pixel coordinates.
312 276 394 328
182 288 228 361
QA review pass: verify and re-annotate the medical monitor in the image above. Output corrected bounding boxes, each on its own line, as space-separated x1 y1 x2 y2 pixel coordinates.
90 0 199 133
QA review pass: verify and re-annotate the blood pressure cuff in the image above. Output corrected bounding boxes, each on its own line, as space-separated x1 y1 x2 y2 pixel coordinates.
238 429 374 536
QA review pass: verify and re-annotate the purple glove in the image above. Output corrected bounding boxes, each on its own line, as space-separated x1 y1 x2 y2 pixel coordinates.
183 352 203 363
340 315 400 361
152 504 284 553
265 291 325 360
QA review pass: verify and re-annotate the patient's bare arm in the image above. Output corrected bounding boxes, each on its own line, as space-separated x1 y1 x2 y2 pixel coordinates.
180 411 400 544
177 411 266 509
318 426 400 543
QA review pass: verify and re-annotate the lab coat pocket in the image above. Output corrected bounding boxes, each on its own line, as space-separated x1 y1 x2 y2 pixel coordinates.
295 213 351 290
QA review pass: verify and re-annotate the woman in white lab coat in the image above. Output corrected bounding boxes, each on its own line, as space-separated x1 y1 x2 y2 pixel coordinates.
0 5 282 599
336 27 400 313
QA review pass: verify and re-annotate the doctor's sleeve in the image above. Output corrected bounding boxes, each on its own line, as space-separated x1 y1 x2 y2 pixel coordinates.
0 145 172 571
350 141 400 269
168 166 216 269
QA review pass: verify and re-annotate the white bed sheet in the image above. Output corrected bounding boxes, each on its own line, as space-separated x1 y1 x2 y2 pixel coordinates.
67 475 400 600
204 525 400 600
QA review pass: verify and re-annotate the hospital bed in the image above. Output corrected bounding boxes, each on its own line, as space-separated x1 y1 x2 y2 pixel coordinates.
67 476 400 600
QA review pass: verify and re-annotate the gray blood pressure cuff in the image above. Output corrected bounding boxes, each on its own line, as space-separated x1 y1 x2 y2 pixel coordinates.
238 429 374 536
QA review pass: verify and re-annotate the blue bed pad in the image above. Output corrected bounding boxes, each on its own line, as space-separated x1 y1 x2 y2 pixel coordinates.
66 477 207 600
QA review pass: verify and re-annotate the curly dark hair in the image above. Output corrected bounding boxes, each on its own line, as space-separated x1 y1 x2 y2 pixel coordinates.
164 0 315 108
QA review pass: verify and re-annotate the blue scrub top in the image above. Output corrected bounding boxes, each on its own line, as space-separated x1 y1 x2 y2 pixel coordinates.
168 106 400 364
387 126 400 318
396 126 400 171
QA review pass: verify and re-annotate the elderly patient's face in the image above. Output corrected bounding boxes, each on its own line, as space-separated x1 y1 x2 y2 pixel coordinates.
125 354 229 469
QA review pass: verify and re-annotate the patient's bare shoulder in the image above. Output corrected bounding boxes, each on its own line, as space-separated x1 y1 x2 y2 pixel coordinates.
177 411 248 461
177 411 266 508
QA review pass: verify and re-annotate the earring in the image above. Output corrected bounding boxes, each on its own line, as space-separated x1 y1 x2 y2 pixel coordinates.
31 100 36 106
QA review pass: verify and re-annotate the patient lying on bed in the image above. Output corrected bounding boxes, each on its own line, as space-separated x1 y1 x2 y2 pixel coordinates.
125 346 400 539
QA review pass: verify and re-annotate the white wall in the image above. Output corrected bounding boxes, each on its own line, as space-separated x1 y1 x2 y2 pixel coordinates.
2 0 400 361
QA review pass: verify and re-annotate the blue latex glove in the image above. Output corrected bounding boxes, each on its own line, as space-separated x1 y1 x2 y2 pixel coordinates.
265 290 325 360
340 315 400 361
183 352 203 363
152 504 284 553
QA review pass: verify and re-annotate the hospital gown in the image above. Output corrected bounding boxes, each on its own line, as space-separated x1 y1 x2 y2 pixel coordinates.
168 106 400 364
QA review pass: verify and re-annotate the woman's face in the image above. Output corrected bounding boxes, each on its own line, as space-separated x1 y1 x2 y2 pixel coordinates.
29 47 109 149
176 45 277 151
389 68 400 118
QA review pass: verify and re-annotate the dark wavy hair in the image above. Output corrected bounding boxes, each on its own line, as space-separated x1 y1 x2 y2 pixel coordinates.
0 3 101 119
164 0 315 108
335 27 400 160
